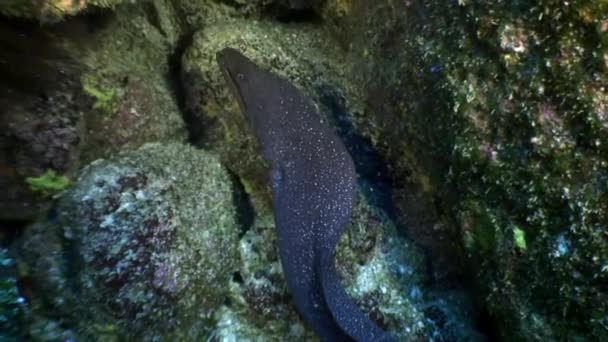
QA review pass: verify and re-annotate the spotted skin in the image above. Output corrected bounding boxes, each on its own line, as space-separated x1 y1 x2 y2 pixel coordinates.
217 48 396 342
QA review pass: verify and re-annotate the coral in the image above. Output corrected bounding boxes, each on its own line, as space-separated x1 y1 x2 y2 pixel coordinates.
14 143 240 340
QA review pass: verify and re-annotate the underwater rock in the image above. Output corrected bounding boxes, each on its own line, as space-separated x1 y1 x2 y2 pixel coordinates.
336 192 482 341
173 0 306 30
217 0 314 17
4 0 605 339
0 18 88 221
212 214 317 341
0 0 129 23
320 0 608 339
0 3 186 221
218 191 482 341
316 0 352 21
77 2 187 163
0 247 26 341
14 143 239 341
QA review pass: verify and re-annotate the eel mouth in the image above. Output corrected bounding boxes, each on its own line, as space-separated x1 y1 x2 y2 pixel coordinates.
216 48 249 113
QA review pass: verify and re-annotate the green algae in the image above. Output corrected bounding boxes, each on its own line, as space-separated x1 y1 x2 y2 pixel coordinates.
15 143 240 341
1 0 187 221
25 170 70 194
82 75 118 112
513 227 527 251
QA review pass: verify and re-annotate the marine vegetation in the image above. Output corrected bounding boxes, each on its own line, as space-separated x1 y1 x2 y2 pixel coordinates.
25 170 70 194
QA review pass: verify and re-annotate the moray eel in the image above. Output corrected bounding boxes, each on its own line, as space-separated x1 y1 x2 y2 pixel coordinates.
217 48 396 342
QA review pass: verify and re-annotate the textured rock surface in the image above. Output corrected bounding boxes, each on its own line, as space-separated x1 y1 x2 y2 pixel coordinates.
0 0 129 23
77 2 187 163
14 143 239 340
319 1 608 339
335 192 481 341
0 19 88 221
0 2 186 221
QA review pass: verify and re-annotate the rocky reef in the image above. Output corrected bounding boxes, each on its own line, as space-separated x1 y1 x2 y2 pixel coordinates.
321 0 608 339
215 190 481 341
0 247 26 341
1 0 607 341
14 143 239 340
0 1 186 222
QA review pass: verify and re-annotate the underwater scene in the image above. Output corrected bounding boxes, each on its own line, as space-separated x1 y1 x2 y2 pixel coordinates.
1 0 607 341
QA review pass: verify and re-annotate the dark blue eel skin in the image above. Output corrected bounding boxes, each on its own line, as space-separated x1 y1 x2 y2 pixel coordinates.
217 48 397 342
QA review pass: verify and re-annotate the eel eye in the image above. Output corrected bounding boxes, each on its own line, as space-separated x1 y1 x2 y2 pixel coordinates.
237 73 245 80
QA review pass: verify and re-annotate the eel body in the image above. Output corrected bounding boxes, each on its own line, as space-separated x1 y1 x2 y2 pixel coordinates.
217 48 396 342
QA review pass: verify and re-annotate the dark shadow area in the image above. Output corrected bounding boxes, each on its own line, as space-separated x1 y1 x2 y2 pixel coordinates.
316 82 436 283
264 6 320 23
316 82 497 341
227 170 256 238
316 85 395 219
166 30 203 144
0 220 27 247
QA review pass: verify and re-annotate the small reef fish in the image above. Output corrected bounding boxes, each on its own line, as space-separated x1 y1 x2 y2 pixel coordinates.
217 47 397 342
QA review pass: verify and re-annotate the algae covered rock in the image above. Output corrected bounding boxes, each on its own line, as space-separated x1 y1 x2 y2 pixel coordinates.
0 247 27 341
211 214 317 341
180 11 481 341
336 192 482 341
0 18 88 221
3 0 606 339
0 2 186 221
320 0 608 339
15 143 239 340
215 190 481 341
0 0 128 23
